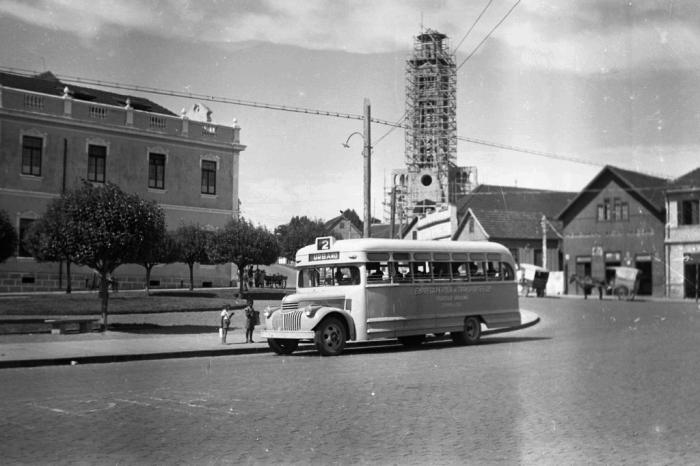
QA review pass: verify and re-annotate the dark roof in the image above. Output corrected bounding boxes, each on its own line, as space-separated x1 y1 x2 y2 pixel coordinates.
465 208 562 240
456 184 576 219
370 223 394 239
558 165 669 224
669 167 700 190
0 70 176 116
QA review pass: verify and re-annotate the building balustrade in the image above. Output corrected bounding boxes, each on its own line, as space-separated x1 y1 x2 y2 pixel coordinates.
0 84 240 145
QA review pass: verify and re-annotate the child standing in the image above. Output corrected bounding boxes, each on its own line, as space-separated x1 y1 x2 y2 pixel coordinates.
244 298 257 343
220 305 234 344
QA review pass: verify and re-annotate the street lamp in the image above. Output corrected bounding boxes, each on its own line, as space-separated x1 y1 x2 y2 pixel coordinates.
342 98 372 238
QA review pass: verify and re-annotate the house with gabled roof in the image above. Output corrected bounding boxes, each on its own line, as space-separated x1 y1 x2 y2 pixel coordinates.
664 167 700 299
558 165 669 297
324 214 362 240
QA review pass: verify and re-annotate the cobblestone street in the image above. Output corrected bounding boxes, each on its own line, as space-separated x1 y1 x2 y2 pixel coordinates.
1 298 700 464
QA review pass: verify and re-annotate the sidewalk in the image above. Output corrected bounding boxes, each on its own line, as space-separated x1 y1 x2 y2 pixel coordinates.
0 310 540 369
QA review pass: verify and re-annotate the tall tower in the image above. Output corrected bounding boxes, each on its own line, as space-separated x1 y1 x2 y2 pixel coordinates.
388 29 476 226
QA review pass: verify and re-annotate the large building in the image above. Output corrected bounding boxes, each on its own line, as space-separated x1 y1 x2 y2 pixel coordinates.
558 165 668 297
387 29 476 224
664 167 700 299
0 70 245 291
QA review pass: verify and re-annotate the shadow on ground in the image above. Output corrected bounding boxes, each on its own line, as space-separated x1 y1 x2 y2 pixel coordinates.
108 323 222 334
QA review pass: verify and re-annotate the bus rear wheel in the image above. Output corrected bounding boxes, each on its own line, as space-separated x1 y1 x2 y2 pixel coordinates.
451 316 481 346
268 338 299 355
315 317 347 356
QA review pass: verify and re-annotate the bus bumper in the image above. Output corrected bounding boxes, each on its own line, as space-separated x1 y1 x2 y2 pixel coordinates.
260 330 315 339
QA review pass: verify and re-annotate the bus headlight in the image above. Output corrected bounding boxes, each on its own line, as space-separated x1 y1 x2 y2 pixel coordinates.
304 305 320 318
263 306 273 319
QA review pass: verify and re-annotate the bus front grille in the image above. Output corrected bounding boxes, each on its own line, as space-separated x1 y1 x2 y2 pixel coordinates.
273 310 304 331
282 302 299 311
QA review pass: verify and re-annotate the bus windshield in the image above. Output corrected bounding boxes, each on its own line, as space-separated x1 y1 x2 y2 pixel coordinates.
298 265 361 288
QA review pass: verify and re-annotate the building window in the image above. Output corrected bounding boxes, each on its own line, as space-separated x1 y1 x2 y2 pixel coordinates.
18 218 35 257
149 153 166 189
468 219 474 233
87 144 106 183
597 204 605 221
621 202 629 221
679 200 700 225
22 135 42 176
201 160 216 195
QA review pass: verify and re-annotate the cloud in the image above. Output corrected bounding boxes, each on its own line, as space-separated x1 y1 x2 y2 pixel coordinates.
3 0 699 73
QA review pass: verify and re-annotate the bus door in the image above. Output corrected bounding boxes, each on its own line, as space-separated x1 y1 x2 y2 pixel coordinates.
364 253 400 339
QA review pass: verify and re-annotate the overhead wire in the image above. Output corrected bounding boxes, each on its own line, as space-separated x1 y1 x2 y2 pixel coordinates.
457 0 521 71
453 0 495 53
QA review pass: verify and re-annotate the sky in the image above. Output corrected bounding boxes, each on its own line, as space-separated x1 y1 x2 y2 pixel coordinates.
1 0 700 229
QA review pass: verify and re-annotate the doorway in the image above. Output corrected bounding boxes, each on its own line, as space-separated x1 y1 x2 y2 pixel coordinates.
635 259 652 295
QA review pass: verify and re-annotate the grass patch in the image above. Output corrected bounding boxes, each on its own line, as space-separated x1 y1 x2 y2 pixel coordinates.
0 289 243 316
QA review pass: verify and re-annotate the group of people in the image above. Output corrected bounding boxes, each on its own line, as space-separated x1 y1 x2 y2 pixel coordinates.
244 266 266 290
219 298 259 344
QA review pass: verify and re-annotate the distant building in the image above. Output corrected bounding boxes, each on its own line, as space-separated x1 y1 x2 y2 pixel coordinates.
0 70 245 291
664 167 700 299
558 165 668 297
324 214 362 240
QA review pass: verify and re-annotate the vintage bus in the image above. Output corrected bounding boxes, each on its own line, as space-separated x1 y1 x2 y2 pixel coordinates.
260 237 523 356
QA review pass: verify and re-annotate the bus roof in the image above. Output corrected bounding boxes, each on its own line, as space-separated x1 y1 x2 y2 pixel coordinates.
297 238 511 257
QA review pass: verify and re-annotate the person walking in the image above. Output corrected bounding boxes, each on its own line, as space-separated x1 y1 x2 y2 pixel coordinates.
244 298 258 343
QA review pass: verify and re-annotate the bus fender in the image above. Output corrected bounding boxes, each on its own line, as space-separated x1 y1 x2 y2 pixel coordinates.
308 306 356 341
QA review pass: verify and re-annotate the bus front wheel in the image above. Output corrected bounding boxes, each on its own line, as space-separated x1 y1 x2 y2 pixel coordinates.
268 338 299 355
315 317 347 356
451 316 481 346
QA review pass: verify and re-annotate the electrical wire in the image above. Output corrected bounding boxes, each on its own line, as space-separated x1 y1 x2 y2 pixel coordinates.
457 0 521 71
453 0 495 53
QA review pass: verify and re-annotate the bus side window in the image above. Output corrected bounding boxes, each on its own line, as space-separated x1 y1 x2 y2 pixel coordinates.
469 261 485 281
432 262 450 281
410 261 431 282
393 261 411 283
486 261 501 280
501 262 515 281
367 262 389 283
452 262 468 281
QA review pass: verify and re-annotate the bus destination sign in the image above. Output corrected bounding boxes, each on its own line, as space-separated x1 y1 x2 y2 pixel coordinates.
309 252 340 262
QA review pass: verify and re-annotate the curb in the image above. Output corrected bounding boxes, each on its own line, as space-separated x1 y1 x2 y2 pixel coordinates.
0 313 541 369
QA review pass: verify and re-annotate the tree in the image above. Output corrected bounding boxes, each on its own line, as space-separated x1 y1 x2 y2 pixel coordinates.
137 230 179 295
62 182 165 329
275 216 327 262
0 210 17 263
174 223 210 291
208 218 280 294
23 198 77 293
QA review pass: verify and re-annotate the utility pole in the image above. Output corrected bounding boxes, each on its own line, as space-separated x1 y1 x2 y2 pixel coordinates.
389 186 396 239
541 215 547 269
363 98 372 238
